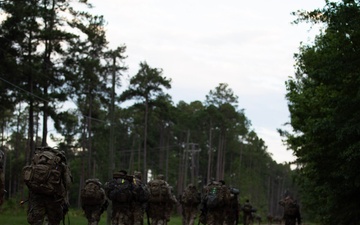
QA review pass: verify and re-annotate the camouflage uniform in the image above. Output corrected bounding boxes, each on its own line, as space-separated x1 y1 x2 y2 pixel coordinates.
241 200 254 225
180 184 200 225
165 186 178 222
132 171 148 225
82 204 107 225
81 179 108 225
26 147 73 225
201 180 230 225
279 196 302 225
224 188 239 225
106 170 134 225
147 174 174 225
27 193 66 225
0 150 5 206
111 202 133 225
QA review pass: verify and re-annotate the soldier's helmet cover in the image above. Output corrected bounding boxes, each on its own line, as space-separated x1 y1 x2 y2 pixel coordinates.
156 174 165 180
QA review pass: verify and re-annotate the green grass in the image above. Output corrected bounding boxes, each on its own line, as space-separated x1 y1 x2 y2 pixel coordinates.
0 199 314 225
0 209 318 225
0 207 183 225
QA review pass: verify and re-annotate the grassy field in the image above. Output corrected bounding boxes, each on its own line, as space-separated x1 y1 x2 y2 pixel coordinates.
0 200 316 225
0 208 319 225
0 208 183 225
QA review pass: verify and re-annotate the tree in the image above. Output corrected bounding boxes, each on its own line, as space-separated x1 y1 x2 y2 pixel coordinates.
64 11 111 186
103 46 127 179
205 83 238 108
120 61 172 181
204 83 241 180
0 0 91 163
283 1 360 224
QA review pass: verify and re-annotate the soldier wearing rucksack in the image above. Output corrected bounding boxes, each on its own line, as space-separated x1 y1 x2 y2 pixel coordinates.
180 183 201 225
147 174 174 225
241 199 256 225
132 171 149 225
23 146 73 225
279 195 302 225
200 180 231 225
0 149 5 206
80 178 109 225
224 187 240 225
104 170 134 225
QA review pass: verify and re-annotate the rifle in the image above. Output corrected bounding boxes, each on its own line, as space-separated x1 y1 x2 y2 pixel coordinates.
234 204 239 225
145 204 150 225
198 204 207 225
100 200 109 214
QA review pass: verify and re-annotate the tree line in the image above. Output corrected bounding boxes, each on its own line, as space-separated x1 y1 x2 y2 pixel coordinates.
281 0 360 224
0 0 297 219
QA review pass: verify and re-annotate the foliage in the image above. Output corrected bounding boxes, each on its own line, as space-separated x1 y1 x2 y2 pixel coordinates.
1 0 299 221
283 1 360 224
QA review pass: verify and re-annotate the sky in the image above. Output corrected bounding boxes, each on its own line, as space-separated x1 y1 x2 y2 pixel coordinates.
87 0 326 164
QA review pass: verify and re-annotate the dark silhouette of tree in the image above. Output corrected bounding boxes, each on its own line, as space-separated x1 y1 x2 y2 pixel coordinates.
120 61 171 181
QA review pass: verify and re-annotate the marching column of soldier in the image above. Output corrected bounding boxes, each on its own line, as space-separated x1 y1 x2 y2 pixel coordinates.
0 146 302 225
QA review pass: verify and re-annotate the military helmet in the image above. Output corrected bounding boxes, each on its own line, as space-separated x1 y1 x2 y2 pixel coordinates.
157 174 165 180
85 178 102 185
134 171 142 179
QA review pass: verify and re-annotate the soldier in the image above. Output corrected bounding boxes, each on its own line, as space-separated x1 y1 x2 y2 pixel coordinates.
23 146 73 225
166 185 178 222
147 174 174 225
279 195 302 225
132 171 149 225
104 169 134 225
0 149 5 206
200 180 230 225
180 183 201 225
80 178 109 225
224 187 239 225
241 199 255 225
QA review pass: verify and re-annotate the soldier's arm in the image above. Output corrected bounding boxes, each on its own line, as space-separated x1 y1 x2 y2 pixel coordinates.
278 200 285 206
62 163 73 190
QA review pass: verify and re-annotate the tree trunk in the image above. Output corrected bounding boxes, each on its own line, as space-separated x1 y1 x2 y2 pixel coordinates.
109 56 116 178
207 126 212 183
143 97 149 181
26 28 35 165
41 0 56 147
184 130 190 187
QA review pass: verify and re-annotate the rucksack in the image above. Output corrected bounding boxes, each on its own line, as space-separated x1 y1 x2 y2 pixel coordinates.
284 198 299 216
81 179 105 205
203 182 230 209
23 149 64 196
105 175 133 203
148 179 171 203
132 177 150 203
182 186 200 206
242 203 253 213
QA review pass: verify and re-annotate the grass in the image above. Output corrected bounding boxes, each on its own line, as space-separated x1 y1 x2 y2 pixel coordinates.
1 209 319 225
0 207 183 225
0 199 315 225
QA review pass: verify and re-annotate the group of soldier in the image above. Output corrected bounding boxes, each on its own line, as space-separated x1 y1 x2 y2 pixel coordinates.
0 147 302 225
88 170 179 225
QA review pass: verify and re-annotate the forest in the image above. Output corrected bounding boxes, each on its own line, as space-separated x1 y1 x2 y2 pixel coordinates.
0 0 297 220
2 1 360 225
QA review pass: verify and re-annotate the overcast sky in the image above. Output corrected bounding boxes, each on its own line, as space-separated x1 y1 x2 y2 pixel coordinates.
87 0 326 164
